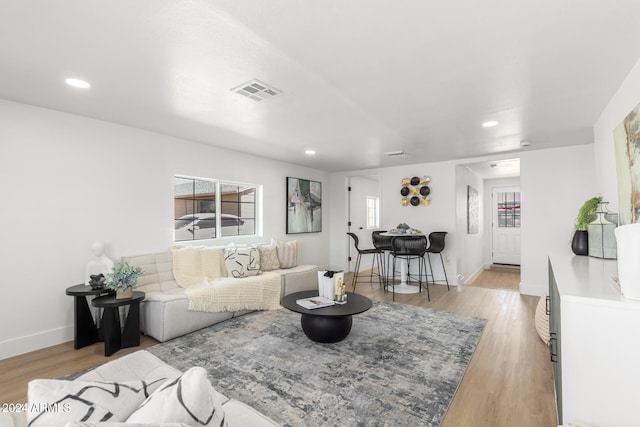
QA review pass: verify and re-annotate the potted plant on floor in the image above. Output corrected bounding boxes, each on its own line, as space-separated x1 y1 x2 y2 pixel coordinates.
105 261 144 299
572 196 602 255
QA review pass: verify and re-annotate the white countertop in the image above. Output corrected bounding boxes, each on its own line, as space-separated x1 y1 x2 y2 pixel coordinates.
549 251 640 306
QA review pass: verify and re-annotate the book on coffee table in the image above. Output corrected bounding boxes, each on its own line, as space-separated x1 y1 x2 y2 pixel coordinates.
296 296 335 309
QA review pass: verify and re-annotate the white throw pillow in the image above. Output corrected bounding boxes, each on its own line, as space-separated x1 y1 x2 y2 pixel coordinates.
127 367 226 427
27 378 166 427
276 240 298 268
223 247 261 278
257 245 280 271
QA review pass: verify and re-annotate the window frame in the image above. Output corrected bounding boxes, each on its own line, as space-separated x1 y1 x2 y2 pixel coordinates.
174 175 261 242
366 195 380 229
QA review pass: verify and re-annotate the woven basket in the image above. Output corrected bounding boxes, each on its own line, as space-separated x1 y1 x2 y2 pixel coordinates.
534 295 550 345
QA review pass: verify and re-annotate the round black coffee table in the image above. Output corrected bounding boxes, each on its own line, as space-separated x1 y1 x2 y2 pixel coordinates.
281 290 372 343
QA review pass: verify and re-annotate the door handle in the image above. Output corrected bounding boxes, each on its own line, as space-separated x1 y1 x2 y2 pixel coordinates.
549 333 558 363
545 296 550 315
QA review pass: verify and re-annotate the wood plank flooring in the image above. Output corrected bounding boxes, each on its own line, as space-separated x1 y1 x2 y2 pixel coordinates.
0 274 557 427
468 267 521 292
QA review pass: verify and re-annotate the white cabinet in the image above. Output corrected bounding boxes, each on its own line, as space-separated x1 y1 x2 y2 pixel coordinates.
549 252 640 427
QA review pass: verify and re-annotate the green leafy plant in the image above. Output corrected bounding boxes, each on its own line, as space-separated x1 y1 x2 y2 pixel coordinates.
576 196 602 231
104 261 144 292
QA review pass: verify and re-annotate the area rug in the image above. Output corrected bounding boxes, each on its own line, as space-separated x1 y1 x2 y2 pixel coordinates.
147 301 486 427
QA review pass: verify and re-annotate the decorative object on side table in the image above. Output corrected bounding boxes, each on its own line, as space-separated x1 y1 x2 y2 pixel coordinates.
105 261 144 299
85 241 114 286
571 196 601 255
588 201 617 259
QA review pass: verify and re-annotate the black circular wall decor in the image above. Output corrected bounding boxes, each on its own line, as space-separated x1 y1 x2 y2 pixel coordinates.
400 176 432 206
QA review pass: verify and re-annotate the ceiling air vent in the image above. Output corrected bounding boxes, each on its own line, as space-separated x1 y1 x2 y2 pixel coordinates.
385 150 406 158
231 79 282 102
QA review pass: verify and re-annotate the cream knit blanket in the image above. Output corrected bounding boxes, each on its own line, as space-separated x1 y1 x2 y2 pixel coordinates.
185 273 282 313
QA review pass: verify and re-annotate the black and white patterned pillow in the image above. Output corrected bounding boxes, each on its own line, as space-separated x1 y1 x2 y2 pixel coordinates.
223 247 261 278
27 378 166 427
127 367 226 426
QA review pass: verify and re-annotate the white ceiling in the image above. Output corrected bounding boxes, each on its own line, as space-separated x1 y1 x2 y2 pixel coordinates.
1 1 639 172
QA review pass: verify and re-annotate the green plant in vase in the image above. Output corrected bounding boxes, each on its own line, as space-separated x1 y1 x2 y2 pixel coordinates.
571 196 602 255
105 261 144 299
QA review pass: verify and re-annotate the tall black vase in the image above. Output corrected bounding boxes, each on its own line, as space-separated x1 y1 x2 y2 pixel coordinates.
571 230 588 255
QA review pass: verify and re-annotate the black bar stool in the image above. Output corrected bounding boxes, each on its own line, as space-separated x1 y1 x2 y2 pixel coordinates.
347 232 384 292
390 235 430 301
372 230 393 291
425 231 450 290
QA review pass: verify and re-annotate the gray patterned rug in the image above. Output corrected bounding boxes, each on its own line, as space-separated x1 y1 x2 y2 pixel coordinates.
148 301 486 427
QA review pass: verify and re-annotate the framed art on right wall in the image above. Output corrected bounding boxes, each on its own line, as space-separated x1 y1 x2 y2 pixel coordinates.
614 100 640 224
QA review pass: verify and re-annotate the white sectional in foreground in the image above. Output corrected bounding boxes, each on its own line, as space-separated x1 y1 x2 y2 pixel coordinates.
3 350 279 427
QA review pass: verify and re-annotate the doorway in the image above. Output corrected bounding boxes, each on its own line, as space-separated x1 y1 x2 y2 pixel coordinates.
491 187 521 266
346 174 381 272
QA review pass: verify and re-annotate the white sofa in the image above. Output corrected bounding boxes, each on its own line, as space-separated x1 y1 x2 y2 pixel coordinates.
2 350 279 427
123 250 318 342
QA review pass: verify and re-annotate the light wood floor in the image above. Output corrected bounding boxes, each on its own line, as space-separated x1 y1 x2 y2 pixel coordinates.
468 267 521 292
0 275 556 427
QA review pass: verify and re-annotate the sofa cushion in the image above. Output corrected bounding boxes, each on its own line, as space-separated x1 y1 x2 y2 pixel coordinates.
27 378 166 426
223 247 261 278
127 367 226 427
276 240 297 268
257 245 280 271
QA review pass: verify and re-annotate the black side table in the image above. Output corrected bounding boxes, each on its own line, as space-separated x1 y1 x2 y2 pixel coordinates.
92 292 145 356
65 284 113 349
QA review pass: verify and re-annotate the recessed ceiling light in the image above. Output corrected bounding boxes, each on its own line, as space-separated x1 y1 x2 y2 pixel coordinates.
305 150 316 155
520 140 531 147
65 78 91 89
482 120 499 128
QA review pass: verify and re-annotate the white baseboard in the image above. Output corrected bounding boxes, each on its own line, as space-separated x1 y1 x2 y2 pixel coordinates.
464 265 485 285
0 325 73 360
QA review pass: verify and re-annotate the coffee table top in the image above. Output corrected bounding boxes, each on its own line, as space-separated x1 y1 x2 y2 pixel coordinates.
281 290 372 316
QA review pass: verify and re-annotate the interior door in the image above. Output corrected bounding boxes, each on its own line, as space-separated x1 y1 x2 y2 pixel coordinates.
492 187 521 265
347 175 380 272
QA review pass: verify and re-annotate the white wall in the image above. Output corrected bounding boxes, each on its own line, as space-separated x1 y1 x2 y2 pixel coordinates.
455 165 484 284
0 100 330 359
482 177 521 268
594 57 640 211
519 145 595 295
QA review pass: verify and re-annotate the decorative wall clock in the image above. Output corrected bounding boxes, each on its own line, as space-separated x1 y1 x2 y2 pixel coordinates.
401 176 431 206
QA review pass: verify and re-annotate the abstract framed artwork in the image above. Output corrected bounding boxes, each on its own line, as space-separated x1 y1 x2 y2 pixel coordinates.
286 177 322 234
614 100 640 224
467 185 479 234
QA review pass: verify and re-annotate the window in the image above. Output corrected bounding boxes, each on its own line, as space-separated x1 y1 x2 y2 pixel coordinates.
174 176 258 241
366 196 380 229
497 191 521 228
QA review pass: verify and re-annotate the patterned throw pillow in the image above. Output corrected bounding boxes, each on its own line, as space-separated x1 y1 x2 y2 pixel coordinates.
223 247 261 278
127 367 226 427
276 240 298 268
258 245 280 271
27 378 166 426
